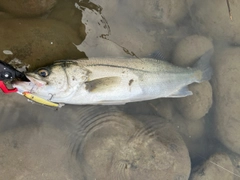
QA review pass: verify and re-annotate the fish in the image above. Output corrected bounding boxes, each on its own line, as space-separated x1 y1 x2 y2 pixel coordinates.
13 50 213 105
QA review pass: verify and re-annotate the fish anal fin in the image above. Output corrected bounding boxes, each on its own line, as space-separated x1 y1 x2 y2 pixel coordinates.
169 86 193 98
85 77 121 92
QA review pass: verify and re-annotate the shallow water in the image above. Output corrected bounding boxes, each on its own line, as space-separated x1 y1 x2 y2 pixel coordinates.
0 0 240 179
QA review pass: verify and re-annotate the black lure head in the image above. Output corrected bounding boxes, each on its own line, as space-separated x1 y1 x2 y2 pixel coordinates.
0 60 30 82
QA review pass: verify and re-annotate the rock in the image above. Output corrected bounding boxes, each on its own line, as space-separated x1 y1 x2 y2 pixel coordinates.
122 101 157 116
90 0 118 18
190 153 234 180
121 98 175 120
0 91 72 133
212 47 240 154
0 12 14 19
0 124 83 180
110 23 160 57
77 3 160 58
169 112 210 162
189 0 240 44
185 137 213 165
172 35 213 67
186 117 206 140
68 106 191 180
171 113 205 141
121 99 174 119
0 0 57 17
75 5 129 58
172 36 213 121
128 0 189 26
48 0 85 33
228 152 240 179
149 99 174 120
174 82 213 121
0 18 85 71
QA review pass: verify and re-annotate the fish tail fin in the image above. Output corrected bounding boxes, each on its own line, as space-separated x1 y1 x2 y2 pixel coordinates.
194 49 213 83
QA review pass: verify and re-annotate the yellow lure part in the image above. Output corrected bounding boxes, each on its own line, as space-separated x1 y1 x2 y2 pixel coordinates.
23 92 60 108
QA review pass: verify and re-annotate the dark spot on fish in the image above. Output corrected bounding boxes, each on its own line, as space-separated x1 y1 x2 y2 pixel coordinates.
72 76 76 81
85 81 94 91
129 79 134 86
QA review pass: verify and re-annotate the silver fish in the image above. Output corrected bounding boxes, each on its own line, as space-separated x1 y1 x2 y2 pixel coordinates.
13 50 213 105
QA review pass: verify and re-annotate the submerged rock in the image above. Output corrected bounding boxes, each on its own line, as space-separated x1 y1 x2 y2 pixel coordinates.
190 153 234 180
228 152 240 179
171 112 206 141
68 106 191 180
174 82 213 121
172 37 213 121
189 0 240 44
212 47 240 155
172 35 213 67
127 0 189 26
48 0 85 33
0 18 85 70
0 0 57 17
0 124 83 180
76 1 161 58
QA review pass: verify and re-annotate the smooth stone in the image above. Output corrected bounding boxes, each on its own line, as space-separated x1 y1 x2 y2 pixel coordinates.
190 153 234 180
67 106 191 180
189 0 240 44
0 18 85 70
212 47 240 154
0 0 57 17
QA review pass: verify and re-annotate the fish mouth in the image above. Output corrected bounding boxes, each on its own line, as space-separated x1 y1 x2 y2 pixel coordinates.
13 75 47 93
26 75 47 87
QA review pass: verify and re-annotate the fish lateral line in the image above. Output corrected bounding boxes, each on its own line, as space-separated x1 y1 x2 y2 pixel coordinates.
85 63 152 73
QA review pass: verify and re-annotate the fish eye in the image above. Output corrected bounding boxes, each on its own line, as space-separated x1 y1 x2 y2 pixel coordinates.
37 68 49 77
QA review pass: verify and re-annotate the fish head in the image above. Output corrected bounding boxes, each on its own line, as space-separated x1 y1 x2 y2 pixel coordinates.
13 63 73 99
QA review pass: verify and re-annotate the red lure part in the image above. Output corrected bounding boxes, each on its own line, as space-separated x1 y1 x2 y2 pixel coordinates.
0 81 17 93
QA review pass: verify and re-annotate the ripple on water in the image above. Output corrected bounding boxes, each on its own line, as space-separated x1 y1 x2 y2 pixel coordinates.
67 106 191 180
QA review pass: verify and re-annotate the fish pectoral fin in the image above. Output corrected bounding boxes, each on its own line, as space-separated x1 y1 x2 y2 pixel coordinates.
85 77 122 92
169 86 193 97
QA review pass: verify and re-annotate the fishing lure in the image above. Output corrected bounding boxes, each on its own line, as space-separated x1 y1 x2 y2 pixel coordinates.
0 60 63 108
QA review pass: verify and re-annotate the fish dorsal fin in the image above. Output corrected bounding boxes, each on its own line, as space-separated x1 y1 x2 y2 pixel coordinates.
85 77 121 92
